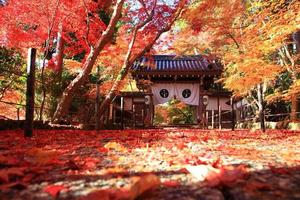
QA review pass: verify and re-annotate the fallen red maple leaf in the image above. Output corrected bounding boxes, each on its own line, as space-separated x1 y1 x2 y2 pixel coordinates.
162 180 180 187
98 147 109 153
43 185 67 198
83 157 100 170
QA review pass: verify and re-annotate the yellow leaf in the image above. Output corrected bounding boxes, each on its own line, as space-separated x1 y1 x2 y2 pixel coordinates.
104 142 127 152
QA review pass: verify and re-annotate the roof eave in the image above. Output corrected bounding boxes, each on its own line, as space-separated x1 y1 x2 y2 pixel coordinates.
131 70 223 76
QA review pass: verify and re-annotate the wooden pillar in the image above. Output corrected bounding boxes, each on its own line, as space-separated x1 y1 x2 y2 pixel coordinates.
113 105 116 123
133 104 136 128
17 108 20 121
142 108 145 127
217 96 221 130
198 78 204 127
24 48 36 138
231 97 235 131
205 110 208 128
211 110 214 129
120 97 124 130
150 95 154 126
109 103 113 122
131 97 134 128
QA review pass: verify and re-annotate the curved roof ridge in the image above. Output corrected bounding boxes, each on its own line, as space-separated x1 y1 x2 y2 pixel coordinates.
131 54 222 76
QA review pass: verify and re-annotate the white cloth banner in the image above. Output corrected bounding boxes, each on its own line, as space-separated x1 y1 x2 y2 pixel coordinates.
151 83 175 105
151 83 199 105
175 83 200 105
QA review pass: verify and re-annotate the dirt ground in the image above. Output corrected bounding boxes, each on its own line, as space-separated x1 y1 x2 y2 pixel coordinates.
0 129 300 200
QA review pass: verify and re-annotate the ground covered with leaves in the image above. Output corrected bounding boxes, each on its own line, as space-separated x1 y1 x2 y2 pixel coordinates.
0 129 300 200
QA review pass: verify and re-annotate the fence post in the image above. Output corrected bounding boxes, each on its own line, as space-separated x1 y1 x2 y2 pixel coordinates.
24 48 36 137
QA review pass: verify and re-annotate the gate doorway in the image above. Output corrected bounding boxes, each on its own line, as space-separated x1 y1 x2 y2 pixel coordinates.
154 99 198 126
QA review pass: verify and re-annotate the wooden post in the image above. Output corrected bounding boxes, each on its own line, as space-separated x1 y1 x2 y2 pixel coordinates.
231 97 235 131
120 96 124 130
24 48 36 138
113 104 116 124
17 108 20 120
109 103 113 121
212 110 214 129
198 78 203 128
95 66 100 130
133 104 136 128
217 96 221 130
150 95 154 126
218 105 222 130
205 110 208 129
142 108 145 127
131 97 134 128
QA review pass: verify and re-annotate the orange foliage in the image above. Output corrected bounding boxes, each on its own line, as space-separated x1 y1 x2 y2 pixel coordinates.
172 0 300 97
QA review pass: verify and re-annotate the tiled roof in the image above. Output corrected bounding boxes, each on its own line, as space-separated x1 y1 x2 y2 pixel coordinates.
132 55 222 75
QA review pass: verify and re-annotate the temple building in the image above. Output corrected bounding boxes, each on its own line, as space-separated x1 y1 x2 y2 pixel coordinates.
103 55 234 129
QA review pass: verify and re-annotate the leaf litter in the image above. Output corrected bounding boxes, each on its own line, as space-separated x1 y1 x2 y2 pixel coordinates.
0 129 300 199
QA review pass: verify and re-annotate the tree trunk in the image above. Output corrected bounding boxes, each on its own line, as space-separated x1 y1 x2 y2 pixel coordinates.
55 22 64 77
281 45 298 121
95 66 101 130
51 0 124 123
97 1 186 124
257 84 265 132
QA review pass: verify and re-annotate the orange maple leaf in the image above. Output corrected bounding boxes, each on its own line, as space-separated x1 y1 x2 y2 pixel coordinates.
26 147 59 165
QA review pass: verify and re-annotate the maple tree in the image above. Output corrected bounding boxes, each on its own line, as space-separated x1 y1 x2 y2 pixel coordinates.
172 0 300 126
1 0 187 122
0 0 113 121
95 0 188 124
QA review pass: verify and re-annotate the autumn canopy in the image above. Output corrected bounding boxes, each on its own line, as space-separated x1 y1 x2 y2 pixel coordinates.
0 0 299 127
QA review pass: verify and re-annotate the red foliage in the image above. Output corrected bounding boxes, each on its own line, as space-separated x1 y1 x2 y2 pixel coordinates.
0 0 106 55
